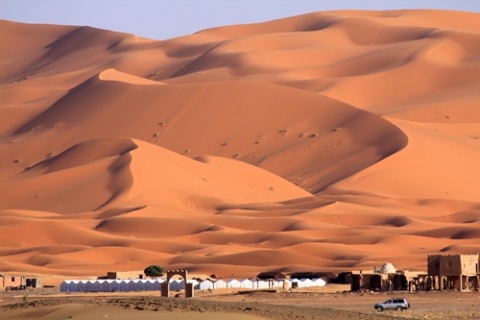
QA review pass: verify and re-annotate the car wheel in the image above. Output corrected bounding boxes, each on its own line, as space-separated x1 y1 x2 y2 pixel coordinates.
376 306 384 312
397 306 403 311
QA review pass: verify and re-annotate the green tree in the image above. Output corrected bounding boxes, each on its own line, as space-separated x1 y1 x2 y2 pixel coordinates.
144 265 164 278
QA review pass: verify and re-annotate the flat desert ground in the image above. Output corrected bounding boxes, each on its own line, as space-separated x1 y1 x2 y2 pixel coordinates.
1 8 480 318
2 286 480 320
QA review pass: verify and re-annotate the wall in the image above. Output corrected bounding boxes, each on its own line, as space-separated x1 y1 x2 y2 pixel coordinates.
2 275 24 287
107 271 145 279
428 254 480 277
460 254 480 275
439 255 462 276
427 255 441 276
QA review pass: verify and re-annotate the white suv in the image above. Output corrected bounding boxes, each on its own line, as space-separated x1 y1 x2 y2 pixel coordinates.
374 298 410 312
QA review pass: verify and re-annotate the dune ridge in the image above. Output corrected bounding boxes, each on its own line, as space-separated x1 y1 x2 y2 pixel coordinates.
0 9 479 278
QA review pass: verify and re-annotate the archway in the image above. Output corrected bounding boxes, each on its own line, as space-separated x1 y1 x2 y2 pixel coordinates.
161 270 194 298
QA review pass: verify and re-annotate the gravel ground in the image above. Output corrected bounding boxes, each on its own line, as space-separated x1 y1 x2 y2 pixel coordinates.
2 287 480 320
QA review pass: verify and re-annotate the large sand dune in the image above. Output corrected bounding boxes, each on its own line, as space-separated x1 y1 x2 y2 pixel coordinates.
0 9 479 278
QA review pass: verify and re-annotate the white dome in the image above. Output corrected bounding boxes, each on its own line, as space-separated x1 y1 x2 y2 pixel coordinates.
380 262 396 273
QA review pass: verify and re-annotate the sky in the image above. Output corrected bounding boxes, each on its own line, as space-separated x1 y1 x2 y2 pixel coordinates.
2 0 480 40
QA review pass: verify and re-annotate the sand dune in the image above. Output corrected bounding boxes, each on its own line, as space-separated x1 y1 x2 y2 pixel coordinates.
0 9 479 278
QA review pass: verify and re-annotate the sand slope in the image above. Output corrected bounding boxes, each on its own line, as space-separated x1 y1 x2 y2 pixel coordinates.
0 10 479 278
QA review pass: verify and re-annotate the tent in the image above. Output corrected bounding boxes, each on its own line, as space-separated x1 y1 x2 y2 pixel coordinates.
194 279 213 290
110 280 121 292
93 280 104 292
169 279 185 291
213 279 226 289
226 279 240 288
311 278 326 287
60 280 70 292
119 280 130 292
239 279 254 289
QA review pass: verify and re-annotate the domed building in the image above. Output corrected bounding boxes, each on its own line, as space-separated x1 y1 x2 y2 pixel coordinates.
350 262 427 292
380 262 396 274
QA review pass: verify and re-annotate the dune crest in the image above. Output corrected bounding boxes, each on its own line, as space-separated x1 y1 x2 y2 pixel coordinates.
98 68 166 85
0 9 479 277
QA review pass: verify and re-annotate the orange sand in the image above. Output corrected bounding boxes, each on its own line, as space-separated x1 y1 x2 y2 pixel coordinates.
0 9 479 278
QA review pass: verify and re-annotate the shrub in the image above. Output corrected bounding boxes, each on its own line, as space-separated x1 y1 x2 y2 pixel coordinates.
144 265 164 278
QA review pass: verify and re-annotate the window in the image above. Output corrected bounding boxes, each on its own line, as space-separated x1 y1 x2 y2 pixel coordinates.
434 262 440 269
447 260 453 268
11 277 15 282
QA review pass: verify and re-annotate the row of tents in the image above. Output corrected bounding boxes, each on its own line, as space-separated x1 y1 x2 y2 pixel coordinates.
60 277 326 292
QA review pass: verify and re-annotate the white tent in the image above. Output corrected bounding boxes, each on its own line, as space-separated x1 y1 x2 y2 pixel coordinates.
60 278 167 293
288 278 326 288
311 278 326 287
169 279 185 291
103 280 114 292
144 279 153 291
129 279 141 291
76 280 87 292
60 274 329 292
60 280 70 292
299 278 313 288
119 280 130 292
64 280 78 292
194 279 213 290
145 279 162 291
255 280 270 289
227 279 240 288
71 280 80 292
110 280 121 292
213 279 226 289
72 280 82 292
93 280 104 292
239 279 254 289
86 280 96 292
302 278 312 288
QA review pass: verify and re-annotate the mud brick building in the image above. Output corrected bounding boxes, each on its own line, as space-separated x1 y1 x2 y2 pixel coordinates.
350 262 426 292
427 253 480 291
